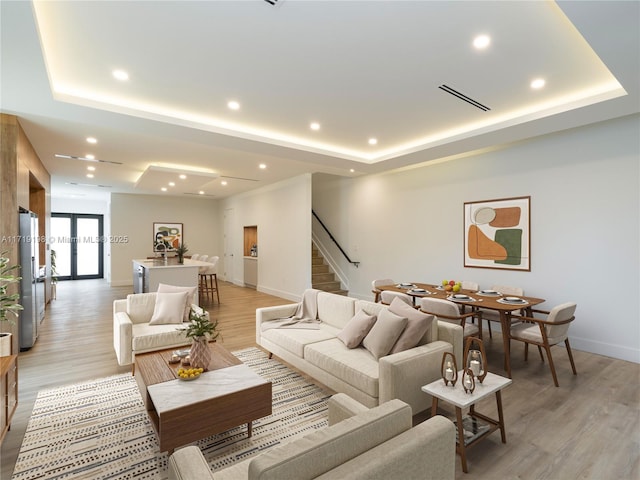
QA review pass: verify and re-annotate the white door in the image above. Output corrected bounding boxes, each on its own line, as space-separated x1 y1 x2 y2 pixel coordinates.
223 208 235 283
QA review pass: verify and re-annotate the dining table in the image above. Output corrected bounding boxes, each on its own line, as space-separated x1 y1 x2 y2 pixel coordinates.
376 282 545 378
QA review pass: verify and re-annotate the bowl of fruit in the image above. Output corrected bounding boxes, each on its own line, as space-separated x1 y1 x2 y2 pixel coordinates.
177 367 204 381
440 280 462 293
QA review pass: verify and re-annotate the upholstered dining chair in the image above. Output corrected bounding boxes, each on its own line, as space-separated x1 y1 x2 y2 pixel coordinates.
507 302 577 387
482 284 525 338
371 278 395 303
420 297 482 340
380 290 413 306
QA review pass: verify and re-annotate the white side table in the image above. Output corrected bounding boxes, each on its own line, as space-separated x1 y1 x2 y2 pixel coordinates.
422 371 512 473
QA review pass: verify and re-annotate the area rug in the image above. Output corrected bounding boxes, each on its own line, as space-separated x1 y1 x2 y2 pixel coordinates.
11 347 330 480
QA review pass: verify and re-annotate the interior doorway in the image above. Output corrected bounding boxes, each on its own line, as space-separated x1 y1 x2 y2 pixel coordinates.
50 213 104 280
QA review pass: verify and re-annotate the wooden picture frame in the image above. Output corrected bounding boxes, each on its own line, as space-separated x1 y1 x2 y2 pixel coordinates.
463 196 530 271
153 222 183 252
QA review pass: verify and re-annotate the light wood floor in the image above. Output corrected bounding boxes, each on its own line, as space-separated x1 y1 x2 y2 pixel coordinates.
1 280 638 479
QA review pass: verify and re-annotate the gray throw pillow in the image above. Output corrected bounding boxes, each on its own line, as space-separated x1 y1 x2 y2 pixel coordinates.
337 310 377 348
388 296 434 354
362 309 408 359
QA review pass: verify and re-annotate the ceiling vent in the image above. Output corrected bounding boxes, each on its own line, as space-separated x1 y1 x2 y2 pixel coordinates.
438 85 491 112
55 153 122 165
264 0 279 5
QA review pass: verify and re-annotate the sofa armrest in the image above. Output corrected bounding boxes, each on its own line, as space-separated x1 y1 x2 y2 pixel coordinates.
435 320 464 367
168 446 215 480
328 393 369 426
255 303 298 344
316 415 455 480
379 341 454 415
113 311 134 366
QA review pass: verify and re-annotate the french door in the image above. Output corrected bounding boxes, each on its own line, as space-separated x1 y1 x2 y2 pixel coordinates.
50 213 104 280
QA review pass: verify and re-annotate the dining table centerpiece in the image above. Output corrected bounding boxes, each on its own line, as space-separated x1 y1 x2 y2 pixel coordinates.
178 306 219 370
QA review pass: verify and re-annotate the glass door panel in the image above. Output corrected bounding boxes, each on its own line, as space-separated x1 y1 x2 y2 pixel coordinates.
76 217 100 276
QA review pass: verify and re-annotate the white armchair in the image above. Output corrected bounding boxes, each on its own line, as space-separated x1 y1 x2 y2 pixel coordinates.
113 287 202 371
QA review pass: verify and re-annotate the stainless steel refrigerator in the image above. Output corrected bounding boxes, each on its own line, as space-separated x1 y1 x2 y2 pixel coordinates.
19 210 42 350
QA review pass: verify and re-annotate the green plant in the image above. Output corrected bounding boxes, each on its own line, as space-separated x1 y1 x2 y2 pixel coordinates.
180 307 219 340
51 249 59 284
175 243 189 256
0 251 23 323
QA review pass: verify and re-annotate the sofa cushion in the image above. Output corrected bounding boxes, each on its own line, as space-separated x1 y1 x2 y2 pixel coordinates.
305 339 380 397
317 292 357 329
150 291 189 325
157 283 197 322
131 322 189 352
126 292 158 324
388 297 434 354
261 324 341 358
362 309 408 359
337 310 376 349
247 399 412 480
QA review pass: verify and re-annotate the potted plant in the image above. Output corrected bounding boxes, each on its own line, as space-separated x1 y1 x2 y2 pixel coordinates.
0 251 23 356
179 306 219 370
175 243 189 264
51 248 58 299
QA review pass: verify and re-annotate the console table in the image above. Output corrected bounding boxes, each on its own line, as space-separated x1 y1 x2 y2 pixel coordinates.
0 354 18 446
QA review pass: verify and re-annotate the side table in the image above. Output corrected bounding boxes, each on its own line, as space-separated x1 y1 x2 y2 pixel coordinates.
422 371 512 473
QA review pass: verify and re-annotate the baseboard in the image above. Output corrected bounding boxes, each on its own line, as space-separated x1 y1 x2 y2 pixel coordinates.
570 337 639 364
257 286 300 303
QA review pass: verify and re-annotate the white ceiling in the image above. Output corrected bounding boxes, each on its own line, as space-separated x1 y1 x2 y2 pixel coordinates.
1 1 638 201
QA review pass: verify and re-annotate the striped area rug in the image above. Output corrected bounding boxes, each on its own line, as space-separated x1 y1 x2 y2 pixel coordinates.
11 348 330 480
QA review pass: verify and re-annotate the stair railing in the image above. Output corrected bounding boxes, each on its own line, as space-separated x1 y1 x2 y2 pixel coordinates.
312 210 359 268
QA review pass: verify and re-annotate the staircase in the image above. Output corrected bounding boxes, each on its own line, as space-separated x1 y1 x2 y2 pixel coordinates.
312 244 348 295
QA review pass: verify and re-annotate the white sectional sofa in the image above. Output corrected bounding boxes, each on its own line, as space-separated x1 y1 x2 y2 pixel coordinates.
168 394 456 480
256 290 463 415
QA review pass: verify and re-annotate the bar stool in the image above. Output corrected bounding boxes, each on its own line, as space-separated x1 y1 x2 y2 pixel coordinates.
199 255 220 304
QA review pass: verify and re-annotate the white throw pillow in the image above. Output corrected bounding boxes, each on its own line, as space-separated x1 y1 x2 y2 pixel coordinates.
157 283 197 322
362 309 408 359
149 291 189 325
337 310 377 349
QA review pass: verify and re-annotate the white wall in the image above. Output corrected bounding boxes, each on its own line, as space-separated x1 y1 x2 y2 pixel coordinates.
110 193 220 287
221 175 312 302
313 114 640 363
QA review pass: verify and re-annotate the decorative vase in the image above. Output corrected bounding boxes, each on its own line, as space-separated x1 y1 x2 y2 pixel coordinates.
0 333 12 357
190 336 211 370
178 254 184 264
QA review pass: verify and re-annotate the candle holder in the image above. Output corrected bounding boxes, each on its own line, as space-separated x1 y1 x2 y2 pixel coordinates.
440 352 458 386
463 336 487 384
462 368 476 394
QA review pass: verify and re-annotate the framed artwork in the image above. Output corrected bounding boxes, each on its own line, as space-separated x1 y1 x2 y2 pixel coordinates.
153 223 183 252
464 196 530 271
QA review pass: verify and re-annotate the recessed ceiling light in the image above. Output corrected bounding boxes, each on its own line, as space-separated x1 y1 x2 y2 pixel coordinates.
310 122 320 131
531 78 546 89
179 174 187 180
350 169 355 173
168 181 175 186
85 154 95 160
368 138 378 145
473 35 491 49
228 100 240 110
199 191 205 195
259 163 267 169
161 187 167 192
86 173 94 178
112 69 129 81
87 166 96 171
86 137 97 144
221 180 228 186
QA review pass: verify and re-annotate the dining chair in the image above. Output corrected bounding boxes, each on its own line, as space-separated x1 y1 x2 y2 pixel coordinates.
419 297 482 340
371 278 395 303
461 281 479 291
482 285 525 338
507 302 577 387
380 290 413 306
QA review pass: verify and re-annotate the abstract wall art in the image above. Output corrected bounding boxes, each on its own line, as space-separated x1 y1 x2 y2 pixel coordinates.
464 196 530 271
153 222 183 253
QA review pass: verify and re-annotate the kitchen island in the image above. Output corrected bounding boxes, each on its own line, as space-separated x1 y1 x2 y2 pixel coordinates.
132 258 211 299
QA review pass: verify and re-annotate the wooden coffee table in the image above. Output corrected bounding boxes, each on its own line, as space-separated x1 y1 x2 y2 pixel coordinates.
134 343 272 453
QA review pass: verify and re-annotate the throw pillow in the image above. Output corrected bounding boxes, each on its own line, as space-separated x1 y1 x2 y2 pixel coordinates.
337 310 377 348
157 283 198 322
388 296 434 354
362 309 408 359
149 291 189 325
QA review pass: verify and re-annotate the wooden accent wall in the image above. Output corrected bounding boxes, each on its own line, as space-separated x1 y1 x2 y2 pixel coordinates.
0 114 51 353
